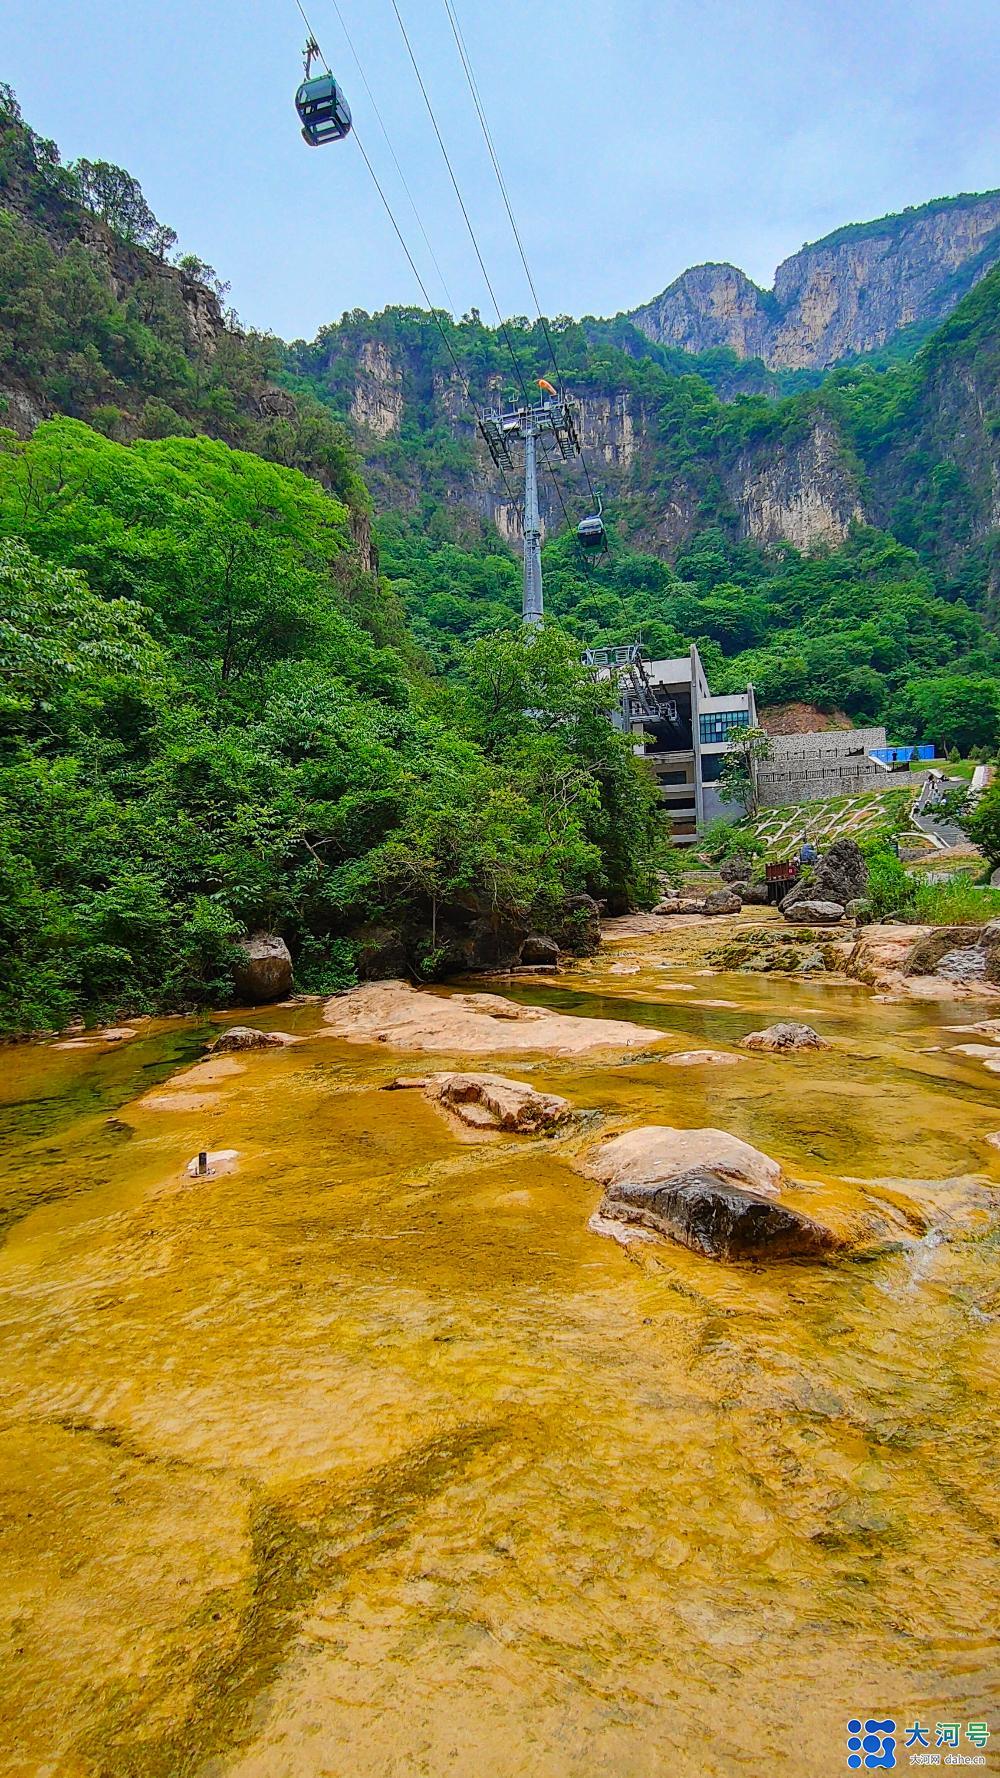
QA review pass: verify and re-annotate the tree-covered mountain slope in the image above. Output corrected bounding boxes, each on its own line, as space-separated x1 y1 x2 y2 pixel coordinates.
287 264 1000 607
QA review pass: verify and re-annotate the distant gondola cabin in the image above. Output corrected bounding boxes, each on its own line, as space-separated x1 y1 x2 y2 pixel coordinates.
296 74 353 147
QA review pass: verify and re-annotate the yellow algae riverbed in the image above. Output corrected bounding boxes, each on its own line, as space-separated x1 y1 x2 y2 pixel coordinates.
1 929 998 1778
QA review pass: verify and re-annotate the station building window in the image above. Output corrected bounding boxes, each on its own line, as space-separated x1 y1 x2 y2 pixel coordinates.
699 709 749 746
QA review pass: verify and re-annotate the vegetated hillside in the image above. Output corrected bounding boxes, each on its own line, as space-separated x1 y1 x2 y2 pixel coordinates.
628 190 1000 369
288 265 1000 595
0 87 660 1032
0 420 659 1034
0 83 375 562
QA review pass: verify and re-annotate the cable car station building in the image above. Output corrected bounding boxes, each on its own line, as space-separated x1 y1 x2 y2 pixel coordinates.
585 644 757 844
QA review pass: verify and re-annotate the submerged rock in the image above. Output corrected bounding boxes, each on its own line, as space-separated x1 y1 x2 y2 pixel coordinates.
210 1026 298 1052
740 1022 830 1053
597 1166 840 1262
664 1049 743 1067
389 1071 573 1134
233 934 293 1004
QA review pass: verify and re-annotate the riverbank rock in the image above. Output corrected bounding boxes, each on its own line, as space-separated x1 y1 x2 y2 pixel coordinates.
387 1072 573 1133
596 1166 840 1262
233 935 293 1004
520 934 560 966
741 1022 830 1052
739 882 770 906
782 839 867 913
323 980 665 1058
704 888 742 916
658 898 707 916
210 1026 298 1053
583 1125 784 1197
783 899 845 925
904 924 1000 985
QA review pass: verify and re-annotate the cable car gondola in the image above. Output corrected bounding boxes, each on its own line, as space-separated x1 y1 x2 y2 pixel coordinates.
577 497 607 551
296 39 352 147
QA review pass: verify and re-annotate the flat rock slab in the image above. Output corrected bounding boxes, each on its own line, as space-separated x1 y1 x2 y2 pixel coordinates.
324 980 664 1058
582 1125 784 1198
740 1022 830 1053
387 1071 573 1134
597 1167 840 1262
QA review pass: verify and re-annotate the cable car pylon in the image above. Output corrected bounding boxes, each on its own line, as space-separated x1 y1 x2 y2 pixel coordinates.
481 379 581 628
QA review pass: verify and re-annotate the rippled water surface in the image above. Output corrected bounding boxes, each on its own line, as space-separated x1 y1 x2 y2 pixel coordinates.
1 931 998 1777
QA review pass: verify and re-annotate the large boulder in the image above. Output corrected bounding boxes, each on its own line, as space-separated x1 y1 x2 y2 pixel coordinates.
233 934 293 1004
783 900 845 925
388 1071 573 1134
739 881 770 906
783 839 867 913
583 1124 784 1197
597 1166 840 1262
520 933 560 967
704 888 742 916
741 1022 830 1053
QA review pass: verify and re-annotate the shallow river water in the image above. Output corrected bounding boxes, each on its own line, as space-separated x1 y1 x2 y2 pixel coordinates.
1 926 998 1777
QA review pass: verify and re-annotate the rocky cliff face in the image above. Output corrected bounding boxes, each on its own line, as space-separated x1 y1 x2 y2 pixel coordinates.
727 415 865 550
630 191 1000 369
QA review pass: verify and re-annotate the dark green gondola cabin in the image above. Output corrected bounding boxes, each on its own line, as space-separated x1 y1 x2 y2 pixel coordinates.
296 75 353 147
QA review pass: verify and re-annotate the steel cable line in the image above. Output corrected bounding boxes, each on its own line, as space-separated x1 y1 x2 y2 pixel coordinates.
321 0 459 318
290 0 521 512
386 0 536 414
439 0 602 513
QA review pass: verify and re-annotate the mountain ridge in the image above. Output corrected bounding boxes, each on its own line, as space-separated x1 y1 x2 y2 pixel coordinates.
628 188 1000 369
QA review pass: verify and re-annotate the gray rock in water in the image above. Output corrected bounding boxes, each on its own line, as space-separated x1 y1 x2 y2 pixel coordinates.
599 1166 840 1261
704 888 742 915
233 934 293 1004
740 881 770 906
211 1026 293 1052
741 1021 830 1052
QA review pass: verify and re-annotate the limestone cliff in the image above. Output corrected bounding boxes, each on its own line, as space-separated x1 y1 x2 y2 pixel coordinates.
630 191 1000 370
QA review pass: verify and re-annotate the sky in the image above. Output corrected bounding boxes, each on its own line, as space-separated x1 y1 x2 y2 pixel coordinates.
3 0 999 343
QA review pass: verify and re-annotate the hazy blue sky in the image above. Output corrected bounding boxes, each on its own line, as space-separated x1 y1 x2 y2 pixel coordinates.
4 0 998 341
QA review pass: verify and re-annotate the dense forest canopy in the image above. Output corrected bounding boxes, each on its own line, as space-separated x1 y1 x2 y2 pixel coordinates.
0 421 659 1033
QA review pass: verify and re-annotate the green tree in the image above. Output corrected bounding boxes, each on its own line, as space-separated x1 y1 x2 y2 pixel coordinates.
718 725 771 818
